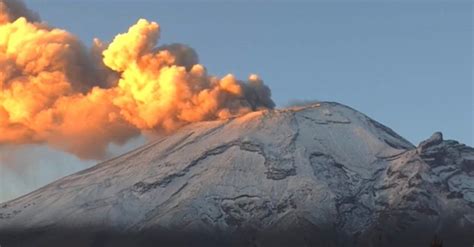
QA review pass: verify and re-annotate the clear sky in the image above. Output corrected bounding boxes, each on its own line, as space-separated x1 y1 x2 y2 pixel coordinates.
0 0 472 202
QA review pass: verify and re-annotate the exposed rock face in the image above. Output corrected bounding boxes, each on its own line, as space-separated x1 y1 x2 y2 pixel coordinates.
0 102 473 247
418 131 443 152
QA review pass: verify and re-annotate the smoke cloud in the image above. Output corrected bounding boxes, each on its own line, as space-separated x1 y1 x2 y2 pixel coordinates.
0 0 274 160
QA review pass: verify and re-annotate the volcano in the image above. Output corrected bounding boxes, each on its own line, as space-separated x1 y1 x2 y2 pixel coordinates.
0 102 473 247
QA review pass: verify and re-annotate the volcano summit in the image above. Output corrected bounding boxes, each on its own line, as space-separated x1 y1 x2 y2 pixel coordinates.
0 102 473 246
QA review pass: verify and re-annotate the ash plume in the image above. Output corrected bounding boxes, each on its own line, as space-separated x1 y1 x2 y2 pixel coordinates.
0 0 274 159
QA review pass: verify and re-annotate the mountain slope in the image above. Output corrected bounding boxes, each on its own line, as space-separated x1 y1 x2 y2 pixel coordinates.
0 102 473 247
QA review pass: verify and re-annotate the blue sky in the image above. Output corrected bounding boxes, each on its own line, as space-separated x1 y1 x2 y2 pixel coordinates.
0 0 472 202
22 0 471 145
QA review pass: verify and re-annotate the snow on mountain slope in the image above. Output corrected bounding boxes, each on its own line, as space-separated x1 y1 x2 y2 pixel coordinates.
0 102 472 247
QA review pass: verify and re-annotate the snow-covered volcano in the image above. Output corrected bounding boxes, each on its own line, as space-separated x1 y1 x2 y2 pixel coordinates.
0 102 473 247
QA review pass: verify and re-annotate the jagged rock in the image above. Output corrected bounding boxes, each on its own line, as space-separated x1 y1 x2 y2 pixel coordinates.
418 132 443 152
0 102 472 247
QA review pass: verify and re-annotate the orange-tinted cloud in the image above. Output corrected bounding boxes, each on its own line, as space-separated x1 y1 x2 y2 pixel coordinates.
0 0 274 160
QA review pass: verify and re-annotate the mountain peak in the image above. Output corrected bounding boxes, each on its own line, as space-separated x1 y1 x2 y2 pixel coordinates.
0 102 472 247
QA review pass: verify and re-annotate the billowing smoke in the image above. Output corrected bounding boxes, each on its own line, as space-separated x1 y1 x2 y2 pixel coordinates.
0 0 274 159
